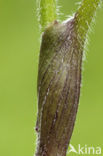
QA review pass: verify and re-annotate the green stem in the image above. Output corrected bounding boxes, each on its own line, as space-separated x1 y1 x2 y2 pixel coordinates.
38 0 58 32
75 0 101 42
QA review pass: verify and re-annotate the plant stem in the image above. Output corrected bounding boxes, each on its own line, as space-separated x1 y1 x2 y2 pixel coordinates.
38 0 58 32
75 0 101 42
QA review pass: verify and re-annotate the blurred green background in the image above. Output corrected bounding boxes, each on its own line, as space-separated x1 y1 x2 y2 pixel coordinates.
0 0 103 156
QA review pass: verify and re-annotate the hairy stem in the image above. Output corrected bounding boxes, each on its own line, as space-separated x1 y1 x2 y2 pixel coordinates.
75 0 101 42
38 0 58 32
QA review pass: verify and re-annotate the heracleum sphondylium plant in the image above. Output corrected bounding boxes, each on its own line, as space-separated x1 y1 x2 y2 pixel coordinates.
35 0 102 156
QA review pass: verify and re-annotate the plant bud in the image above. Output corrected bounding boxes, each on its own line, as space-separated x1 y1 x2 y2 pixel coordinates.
35 18 83 156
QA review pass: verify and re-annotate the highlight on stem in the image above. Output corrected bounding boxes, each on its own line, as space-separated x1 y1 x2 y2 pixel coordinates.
35 0 102 156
